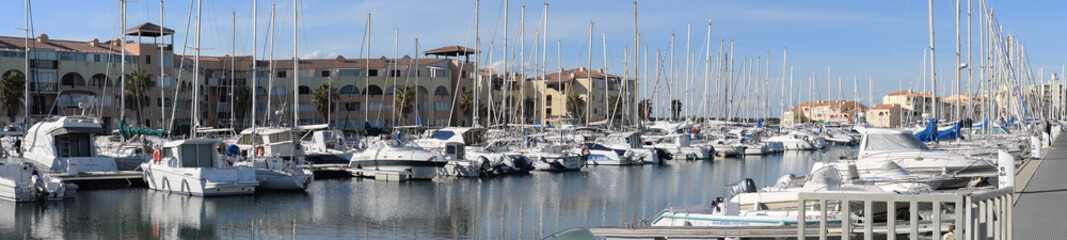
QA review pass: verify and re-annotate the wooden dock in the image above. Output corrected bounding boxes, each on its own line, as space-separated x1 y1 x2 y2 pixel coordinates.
50 170 145 189
345 168 414 182
303 163 353 179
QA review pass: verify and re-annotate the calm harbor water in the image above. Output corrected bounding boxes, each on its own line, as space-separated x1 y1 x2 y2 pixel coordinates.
0 147 851 239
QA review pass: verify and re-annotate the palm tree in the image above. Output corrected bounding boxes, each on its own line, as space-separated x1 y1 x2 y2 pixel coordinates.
311 82 339 121
393 86 416 125
521 97 535 121
638 99 652 121
566 93 586 122
232 86 252 128
124 68 154 126
670 99 682 121
0 71 25 123
607 96 622 120
459 89 474 117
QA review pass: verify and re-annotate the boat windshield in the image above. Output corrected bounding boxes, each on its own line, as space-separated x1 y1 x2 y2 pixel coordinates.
235 134 263 145
864 133 930 152
431 131 455 141
178 143 216 168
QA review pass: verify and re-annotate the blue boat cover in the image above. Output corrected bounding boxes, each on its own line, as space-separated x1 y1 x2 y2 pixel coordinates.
226 144 241 157
915 119 940 142
937 122 963 141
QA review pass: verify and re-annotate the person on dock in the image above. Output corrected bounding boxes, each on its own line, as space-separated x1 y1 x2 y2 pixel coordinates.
942 224 956 240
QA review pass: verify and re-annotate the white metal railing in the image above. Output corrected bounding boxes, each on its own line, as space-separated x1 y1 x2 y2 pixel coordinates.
797 187 1013 240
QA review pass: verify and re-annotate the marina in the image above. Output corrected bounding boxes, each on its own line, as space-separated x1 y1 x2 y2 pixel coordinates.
0 0 1063 239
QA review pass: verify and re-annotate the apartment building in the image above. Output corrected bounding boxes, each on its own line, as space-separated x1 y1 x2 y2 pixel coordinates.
782 100 867 126
0 23 477 133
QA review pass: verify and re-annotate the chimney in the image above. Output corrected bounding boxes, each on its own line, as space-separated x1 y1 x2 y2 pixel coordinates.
90 38 100 47
36 34 48 43
335 55 345 62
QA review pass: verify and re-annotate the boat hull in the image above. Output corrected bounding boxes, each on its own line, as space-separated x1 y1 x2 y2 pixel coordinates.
141 164 258 196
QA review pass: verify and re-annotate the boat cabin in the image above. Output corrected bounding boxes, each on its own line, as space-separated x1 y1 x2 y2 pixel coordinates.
235 127 305 157
600 132 643 149
160 139 223 168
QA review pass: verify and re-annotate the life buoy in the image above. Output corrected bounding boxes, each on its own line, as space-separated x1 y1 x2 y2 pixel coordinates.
152 148 162 162
255 146 265 156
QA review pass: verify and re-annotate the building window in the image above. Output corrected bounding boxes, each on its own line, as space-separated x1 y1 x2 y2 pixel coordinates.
546 108 552 115
434 86 449 96
345 102 360 111
145 55 152 65
435 102 450 112
339 69 361 77
367 102 382 111
340 85 359 95
276 71 287 78
320 70 330 77
546 95 552 106
368 69 379 77
389 69 402 77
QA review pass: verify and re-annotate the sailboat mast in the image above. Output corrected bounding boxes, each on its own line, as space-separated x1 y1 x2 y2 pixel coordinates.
519 5 525 126
541 3 548 126
702 19 711 122
955 0 962 122
500 0 507 127
23 0 30 125
929 0 938 121
251 0 258 152
668 33 674 121
191 0 201 137
586 22 592 125
121 0 127 125
473 0 479 127
602 32 608 126
160 0 167 129
293 0 299 127
780 48 787 126
632 1 639 127
249 0 257 129
267 4 275 126
363 14 370 126
684 23 690 122
230 11 236 128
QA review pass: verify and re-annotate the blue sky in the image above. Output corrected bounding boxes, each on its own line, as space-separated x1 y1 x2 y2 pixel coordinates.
3 0 1064 115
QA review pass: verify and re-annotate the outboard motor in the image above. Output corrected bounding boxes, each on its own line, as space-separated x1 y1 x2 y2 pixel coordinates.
729 178 758 195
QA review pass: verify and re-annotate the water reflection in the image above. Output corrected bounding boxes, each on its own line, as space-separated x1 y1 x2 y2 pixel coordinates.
0 147 846 239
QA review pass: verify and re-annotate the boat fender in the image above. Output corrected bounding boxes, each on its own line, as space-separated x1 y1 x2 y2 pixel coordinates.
803 136 809 141
152 148 162 162
255 146 265 156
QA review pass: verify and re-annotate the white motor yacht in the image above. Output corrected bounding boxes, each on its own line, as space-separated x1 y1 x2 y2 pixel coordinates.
348 139 446 180
0 160 71 202
596 132 660 164
141 138 258 196
22 115 118 175
647 134 710 160
522 143 583 171
819 128 998 188
764 130 818 150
